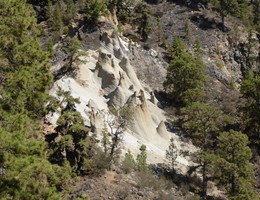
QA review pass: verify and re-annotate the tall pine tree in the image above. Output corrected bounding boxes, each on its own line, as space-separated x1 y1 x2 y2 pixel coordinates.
164 37 207 105
0 1 71 198
240 75 260 146
213 130 258 200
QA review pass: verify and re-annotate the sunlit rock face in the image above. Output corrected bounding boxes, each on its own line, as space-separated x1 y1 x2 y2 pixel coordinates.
48 29 196 172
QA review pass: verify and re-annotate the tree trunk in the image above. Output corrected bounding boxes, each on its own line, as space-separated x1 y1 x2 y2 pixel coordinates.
202 162 207 200
221 14 225 31
110 132 119 157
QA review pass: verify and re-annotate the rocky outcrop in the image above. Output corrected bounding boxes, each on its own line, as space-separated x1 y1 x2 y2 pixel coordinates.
48 26 196 170
128 1 258 115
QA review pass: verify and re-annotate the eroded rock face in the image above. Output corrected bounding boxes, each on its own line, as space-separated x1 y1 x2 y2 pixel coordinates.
48 28 196 170
96 31 168 142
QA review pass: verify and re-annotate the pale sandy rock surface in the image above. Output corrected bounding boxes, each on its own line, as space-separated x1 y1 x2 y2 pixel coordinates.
48 30 197 174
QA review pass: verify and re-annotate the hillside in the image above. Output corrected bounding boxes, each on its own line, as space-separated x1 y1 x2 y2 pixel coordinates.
0 0 259 199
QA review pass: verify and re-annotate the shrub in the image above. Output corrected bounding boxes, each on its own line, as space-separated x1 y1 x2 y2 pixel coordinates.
121 150 136 173
216 61 223 69
137 171 172 190
136 145 148 172
84 0 107 23
91 148 111 175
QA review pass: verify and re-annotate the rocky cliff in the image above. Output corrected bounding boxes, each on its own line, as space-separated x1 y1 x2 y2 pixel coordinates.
47 20 196 173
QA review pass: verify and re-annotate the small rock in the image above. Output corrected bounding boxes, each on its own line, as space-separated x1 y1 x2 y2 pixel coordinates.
97 16 106 23
137 191 144 197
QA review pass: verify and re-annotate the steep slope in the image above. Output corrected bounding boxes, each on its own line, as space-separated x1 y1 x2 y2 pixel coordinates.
122 1 259 126
47 23 196 172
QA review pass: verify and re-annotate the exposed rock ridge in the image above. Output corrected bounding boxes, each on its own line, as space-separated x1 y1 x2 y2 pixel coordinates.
48 27 196 172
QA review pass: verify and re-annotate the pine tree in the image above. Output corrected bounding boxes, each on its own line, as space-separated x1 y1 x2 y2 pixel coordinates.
211 0 251 30
122 150 136 173
180 102 234 151
240 75 260 145
184 17 191 40
64 0 76 25
47 38 55 57
52 0 63 34
46 0 52 21
0 1 71 198
84 0 107 23
102 125 110 155
180 102 233 199
46 89 98 174
252 0 260 31
28 0 49 21
0 0 52 115
164 38 207 105
62 36 84 73
136 145 148 172
166 137 178 170
134 3 151 42
194 39 203 60
213 130 258 199
167 36 186 58
107 0 131 22
106 106 131 158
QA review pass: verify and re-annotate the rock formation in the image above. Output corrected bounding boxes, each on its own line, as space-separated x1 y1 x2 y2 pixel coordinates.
48 27 196 172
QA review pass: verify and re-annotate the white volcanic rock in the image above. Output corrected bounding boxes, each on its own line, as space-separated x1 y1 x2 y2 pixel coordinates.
157 121 170 140
48 31 196 173
119 57 142 91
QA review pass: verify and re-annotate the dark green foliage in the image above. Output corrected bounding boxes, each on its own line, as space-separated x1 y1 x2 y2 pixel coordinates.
62 36 84 73
101 126 110 155
0 153 70 200
75 195 90 200
246 29 258 69
180 102 233 149
252 0 260 31
83 0 107 23
194 39 203 60
136 145 148 172
134 3 151 41
0 2 70 198
107 0 132 22
64 0 77 25
164 37 207 105
190 151 215 200
47 38 55 57
27 0 49 21
213 130 258 200
166 138 178 170
46 0 52 20
184 17 191 40
122 150 136 173
52 0 63 34
54 36 85 79
0 0 52 115
27 0 47 7
232 0 251 26
46 89 98 174
240 75 260 144
180 102 233 199
167 36 186 58
211 0 251 29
